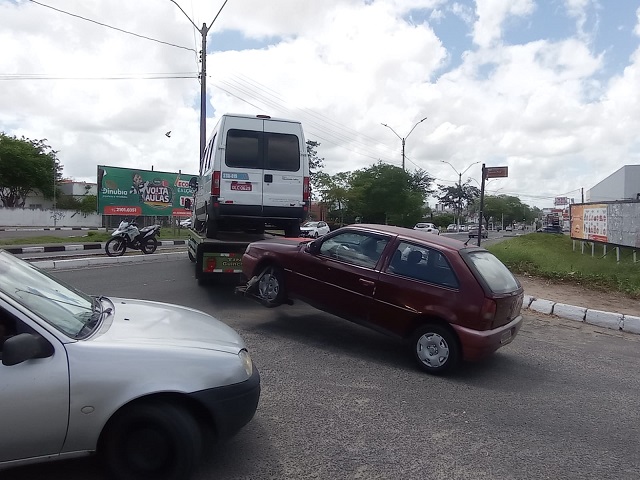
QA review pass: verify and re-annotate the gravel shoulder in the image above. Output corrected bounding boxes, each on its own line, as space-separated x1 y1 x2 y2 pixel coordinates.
516 274 639 317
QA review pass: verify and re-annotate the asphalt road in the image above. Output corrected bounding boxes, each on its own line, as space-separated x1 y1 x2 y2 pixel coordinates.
5 255 639 480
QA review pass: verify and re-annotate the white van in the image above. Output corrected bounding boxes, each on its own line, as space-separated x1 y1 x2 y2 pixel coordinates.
191 114 309 238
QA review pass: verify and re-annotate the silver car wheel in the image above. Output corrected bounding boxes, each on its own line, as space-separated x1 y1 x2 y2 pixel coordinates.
416 332 450 368
257 269 280 302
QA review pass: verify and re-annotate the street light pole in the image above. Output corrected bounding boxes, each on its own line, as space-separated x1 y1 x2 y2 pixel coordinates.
381 116 427 171
441 160 480 230
169 0 228 175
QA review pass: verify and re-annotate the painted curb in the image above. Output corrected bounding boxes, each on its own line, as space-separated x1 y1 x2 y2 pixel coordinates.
553 303 586 323
3 240 185 255
529 298 555 315
32 251 186 270
585 309 623 330
622 315 640 334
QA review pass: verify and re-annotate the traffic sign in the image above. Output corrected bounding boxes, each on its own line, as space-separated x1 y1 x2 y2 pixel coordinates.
484 166 508 178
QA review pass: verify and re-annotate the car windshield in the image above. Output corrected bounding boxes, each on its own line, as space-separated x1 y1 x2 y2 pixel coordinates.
465 251 520 294
0 250 98 338
303 222 319 227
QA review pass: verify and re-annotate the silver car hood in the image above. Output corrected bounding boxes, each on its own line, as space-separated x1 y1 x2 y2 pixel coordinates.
88 297 245 354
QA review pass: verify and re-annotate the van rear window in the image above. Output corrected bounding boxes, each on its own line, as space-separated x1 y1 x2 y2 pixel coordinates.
225 130 300 171
265 132 300 171
226 130 261 168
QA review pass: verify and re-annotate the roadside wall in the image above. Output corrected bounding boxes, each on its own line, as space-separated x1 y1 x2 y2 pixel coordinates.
0 207 101 228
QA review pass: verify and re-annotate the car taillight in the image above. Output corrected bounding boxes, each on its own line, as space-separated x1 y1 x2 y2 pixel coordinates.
303 176 310 202
481 297 497 324
211 170 220 196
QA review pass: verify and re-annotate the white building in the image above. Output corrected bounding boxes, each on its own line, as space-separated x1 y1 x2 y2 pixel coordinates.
586 165 640 202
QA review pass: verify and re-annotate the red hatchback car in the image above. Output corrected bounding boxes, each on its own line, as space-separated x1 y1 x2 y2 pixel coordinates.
239 224 524 375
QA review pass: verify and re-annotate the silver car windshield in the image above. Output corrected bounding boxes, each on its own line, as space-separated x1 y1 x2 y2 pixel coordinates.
0 250 95 337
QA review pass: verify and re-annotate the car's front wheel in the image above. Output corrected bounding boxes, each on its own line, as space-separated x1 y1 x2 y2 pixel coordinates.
101 402 203 480
411 324 459 375
256 265 286 307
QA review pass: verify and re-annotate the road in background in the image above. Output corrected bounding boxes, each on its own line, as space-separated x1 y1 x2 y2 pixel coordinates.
4 257 640 480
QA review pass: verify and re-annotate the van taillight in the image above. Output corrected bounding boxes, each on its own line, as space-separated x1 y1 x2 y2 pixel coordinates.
212 171 220 196
481 297 497 324
303 176 310 202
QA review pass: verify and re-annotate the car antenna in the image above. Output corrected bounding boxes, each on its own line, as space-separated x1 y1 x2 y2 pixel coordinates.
463 238 471 246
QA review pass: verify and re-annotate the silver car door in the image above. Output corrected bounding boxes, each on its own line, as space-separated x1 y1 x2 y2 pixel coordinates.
0 304 70 463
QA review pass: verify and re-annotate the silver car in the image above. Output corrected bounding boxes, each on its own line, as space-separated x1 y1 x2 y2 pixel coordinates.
0 250 260 480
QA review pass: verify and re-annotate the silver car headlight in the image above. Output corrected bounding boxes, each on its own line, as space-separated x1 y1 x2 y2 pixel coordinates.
239 349 253 377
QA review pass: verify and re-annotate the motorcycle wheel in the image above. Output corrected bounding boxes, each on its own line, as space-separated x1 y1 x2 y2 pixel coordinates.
141 237 158 254
105 237 127 257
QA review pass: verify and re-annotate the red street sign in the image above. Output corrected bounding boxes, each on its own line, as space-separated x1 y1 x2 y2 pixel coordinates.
484 166 508 178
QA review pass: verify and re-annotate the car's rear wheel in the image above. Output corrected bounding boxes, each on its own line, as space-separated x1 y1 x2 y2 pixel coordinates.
256 265 286 307
205 209 218 239
101 402 203 480
411 324 459 375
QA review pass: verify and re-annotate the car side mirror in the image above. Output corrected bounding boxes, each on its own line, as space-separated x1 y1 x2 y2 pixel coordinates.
189 177 199 190
2 333 52 366
305 239 321 254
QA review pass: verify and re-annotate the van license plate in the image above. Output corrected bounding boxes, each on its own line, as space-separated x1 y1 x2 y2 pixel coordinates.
231 181 252 191
500 330 513 345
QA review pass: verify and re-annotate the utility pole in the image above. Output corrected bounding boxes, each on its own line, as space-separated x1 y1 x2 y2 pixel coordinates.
170 0 228 175
441 160 480 231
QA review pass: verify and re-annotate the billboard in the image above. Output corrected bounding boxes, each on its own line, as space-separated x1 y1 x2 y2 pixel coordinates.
570 201 640 247
97 166 196 217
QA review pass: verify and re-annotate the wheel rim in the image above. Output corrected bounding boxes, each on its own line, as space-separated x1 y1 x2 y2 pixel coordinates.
257 269 279 302
416 332 450 368
107 239 125 256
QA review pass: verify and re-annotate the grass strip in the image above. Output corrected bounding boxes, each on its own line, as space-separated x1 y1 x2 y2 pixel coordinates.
487 233 640 298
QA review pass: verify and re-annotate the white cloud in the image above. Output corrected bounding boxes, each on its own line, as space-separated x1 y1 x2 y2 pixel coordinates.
0 0 639 210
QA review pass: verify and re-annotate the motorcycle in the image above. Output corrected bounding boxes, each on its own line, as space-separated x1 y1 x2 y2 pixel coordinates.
105 220 160 257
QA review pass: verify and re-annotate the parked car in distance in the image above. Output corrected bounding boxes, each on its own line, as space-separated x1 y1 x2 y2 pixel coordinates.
179 217 192 228
239 224 524 375
413 222 440 235
537 225 563 234
468 224 488 238
446 224 458 233
299 221 330 238
504 225 513 232
0 250 260 480
459 224 468 232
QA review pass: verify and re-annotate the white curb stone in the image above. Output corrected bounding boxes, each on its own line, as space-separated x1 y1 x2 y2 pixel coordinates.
622 315 640 335
66 245 84 251
523 295 534 308
22 246 45 253
529 298 555 315
585 309 623 330
54 258 90 269
553 303 586 322
32 260 55 269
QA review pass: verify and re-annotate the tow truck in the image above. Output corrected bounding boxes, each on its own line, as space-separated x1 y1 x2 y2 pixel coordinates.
187 228 311 283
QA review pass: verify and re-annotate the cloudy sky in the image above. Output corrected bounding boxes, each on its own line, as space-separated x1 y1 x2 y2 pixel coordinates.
1 0 639 208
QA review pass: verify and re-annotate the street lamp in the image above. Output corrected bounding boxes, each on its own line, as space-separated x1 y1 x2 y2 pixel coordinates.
381 116 428 171
441 160 480 230
169 0 228 175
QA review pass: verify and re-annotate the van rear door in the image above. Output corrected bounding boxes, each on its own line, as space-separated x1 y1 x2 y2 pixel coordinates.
262 119 305 217
219 116 264 214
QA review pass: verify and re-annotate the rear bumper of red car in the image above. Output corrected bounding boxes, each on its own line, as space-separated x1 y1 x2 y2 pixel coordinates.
452 315 523 362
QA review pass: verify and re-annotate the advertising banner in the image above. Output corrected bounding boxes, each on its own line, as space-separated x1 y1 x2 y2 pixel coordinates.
97 166 196 217
570 202 640 247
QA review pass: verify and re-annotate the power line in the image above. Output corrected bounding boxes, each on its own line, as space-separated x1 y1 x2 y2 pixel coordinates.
0 74 197 80
28 0 196 53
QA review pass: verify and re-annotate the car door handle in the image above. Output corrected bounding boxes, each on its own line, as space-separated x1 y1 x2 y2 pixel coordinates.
359 279 375 287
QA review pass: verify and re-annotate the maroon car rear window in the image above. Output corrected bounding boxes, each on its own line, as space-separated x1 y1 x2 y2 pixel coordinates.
466 251 519 294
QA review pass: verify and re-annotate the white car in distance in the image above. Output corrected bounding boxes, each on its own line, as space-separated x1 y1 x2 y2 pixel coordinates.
299 221 330 238
413 222 440 235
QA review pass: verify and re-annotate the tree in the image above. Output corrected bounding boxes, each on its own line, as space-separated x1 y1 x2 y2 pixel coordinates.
437 181 480 225
314 171 351 225
306 140 325 200
347 163 434 227
0 133 62 207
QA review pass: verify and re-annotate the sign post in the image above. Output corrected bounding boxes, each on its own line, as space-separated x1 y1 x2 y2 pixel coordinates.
477 165 509 246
